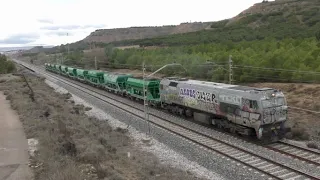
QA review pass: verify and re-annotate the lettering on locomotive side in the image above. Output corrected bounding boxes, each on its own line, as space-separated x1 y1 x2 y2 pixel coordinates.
179 88 216 103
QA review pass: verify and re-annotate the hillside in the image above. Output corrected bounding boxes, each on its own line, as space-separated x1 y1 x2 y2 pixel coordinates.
108 0 320 47
84 22 213 44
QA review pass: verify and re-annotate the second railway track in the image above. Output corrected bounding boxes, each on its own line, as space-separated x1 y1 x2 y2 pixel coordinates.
17 61 320 180
267 141 320 167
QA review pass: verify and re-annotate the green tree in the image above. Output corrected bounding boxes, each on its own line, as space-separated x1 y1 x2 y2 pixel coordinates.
316 30 320 41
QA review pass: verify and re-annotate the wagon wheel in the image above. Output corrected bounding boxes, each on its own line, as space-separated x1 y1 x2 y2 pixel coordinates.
230 127 236 134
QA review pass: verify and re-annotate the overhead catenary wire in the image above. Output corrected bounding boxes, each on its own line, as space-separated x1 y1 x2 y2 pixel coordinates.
233 65 320 75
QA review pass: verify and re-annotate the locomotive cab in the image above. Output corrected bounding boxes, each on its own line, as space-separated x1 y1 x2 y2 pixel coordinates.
255 89 288 141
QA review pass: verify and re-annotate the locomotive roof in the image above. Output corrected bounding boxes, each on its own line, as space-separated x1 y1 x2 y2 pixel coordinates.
163 78 277 93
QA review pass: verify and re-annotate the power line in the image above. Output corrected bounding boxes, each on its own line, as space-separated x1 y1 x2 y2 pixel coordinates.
233 65 320 75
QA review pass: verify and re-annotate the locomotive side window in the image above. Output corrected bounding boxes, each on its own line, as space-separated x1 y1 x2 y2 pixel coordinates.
169 82 178 87
249 100 258 109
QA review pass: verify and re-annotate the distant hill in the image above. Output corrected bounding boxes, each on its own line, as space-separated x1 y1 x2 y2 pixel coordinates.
83 22 213 44
0 45 54 53
42 22 213 54
0 46 34 52
108 0 320 47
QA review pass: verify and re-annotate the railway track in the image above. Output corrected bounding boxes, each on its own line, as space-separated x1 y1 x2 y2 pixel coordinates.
267 141 320 167
17 61 320 180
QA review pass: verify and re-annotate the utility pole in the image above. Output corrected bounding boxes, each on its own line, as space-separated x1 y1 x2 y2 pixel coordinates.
142 61 150 138
94 56 97 70
67 33 70 55
229 55 233 84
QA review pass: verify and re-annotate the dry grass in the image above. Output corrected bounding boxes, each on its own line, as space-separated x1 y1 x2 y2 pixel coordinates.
306 142 319 150
0 69 203 180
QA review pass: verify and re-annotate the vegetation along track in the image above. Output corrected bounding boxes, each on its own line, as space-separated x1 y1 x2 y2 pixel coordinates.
266 141 320 167
17 61 320 180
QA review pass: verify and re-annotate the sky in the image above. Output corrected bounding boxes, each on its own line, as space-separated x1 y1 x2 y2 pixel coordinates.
0 0 268 47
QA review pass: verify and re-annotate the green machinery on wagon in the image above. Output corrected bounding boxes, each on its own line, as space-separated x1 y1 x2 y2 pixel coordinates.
126 77 161 104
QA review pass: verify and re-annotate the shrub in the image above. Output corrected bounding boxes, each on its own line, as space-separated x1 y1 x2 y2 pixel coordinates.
291 128 310 140
306 142 319 149
0 54 16 74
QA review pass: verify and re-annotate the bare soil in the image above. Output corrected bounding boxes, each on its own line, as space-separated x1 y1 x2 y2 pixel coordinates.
0 69 206 179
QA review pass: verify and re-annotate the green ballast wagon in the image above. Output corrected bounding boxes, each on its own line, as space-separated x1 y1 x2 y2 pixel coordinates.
76 69 88 81
54 64 60 73
67 67 77 78
59 65 68 75
103 73 133 93
85 70 105 85
126 77 161 103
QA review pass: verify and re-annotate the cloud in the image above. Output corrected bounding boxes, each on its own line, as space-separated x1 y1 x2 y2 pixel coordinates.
40 24 106 31
37 18 54 24
82 24 106 29
46 31 72 36
0 33 40 44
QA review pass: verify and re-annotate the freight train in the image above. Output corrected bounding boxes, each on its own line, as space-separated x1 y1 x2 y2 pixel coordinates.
45 63 289 142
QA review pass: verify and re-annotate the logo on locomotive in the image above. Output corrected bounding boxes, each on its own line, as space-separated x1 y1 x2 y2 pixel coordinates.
179 88 216 103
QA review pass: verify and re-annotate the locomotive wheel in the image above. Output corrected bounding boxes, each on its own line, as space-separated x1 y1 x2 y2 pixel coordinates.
230 127 236 134
217 122 222 129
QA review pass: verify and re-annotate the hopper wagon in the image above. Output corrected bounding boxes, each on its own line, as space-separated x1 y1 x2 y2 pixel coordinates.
59 65 68 76
103 72 133 94
85 70 105 86
54 64 60 73
67 67 77 78
126 77 161 105
76 69 88 82
45 63 49 70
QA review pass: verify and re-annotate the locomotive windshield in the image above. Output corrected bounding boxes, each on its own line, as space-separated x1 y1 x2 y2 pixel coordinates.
262 97 286 108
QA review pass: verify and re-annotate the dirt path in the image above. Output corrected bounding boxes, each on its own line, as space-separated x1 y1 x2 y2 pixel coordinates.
0 92 33 180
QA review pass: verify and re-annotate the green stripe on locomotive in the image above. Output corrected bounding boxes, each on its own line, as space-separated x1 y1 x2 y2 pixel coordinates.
103 73 133 92
126 77 161 102
67 67 77 77
85 70 105 85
